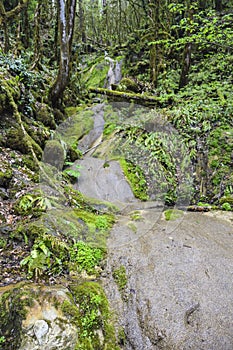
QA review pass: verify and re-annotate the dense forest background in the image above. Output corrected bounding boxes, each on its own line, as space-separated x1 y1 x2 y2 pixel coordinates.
1 0 233 205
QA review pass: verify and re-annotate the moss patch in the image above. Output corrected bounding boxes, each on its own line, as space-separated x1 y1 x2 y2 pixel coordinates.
56 108 94 149
62 282 120 350
0 284 33 350
0 161 13 188
120 158 149 201
113 266 127 292
164 209 184 221
83 57 109 89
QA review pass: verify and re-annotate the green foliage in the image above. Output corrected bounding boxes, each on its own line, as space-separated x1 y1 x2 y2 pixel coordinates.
63 162 82 182
14 194 49 216
103 122 118 136
20 230 106 279
0 53 46 117
0 336 5 347
62 282 119 349
221 203 232 211
120 158 149 201
20 234 69 278
69 241 104 275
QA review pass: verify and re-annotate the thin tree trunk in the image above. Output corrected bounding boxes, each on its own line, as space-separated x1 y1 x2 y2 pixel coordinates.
31 0 42 69
79 0 86 43
149 0 160 88
215 0 222 11
179 2 193 89
49 0 77 107
21 1 30 48
179 43 192 89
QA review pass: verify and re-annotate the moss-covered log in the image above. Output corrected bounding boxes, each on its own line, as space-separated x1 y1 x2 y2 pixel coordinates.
89 87 162 106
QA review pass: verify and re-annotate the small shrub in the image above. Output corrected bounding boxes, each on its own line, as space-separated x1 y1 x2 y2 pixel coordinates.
221 202 232 211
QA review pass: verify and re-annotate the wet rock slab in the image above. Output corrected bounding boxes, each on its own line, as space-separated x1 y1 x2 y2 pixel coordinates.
103 210 233 350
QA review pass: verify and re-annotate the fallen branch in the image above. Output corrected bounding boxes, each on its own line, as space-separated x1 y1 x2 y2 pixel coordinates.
89 87 161 107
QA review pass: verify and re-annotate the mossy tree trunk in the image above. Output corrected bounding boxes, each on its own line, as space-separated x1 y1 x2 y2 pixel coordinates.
49 0 77 107
78 0 86 44
0 0 29 52
31 0 42 69
178 1 194 89
148 0 160 88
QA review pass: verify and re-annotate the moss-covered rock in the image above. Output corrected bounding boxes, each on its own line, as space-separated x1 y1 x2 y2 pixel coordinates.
120 158 149 201
35 102 56 129
56 108 94 147
43 140 65 170
6 127 42 158
6 127 29 154
83 58 109 89
0 161 13 188
117 77 140 93
62 282 120 350
0 283 79 350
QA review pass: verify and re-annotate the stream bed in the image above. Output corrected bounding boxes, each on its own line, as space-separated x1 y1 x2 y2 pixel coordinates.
75 103 233 350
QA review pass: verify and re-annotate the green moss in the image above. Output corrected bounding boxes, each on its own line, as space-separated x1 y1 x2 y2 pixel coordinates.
117 77 139 93
120 158 149 201
6 127 42 158
130 210 143 221
35 102 56 128
22 155 39 172
62 282 120 350
69 241 105 275
113 266 127 292
219 196 233 206
56 108 94 148
0 162 13 187
84 59 109 89
64 185 119 213
103 122 118 136
74 209 115 246
164 209 184 221
6 128 29 154
0 284 33 350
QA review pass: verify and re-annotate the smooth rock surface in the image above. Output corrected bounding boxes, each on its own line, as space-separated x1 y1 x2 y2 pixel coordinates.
103 210 233 350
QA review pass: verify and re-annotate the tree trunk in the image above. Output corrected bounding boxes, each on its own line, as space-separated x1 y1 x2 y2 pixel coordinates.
179 43 192 89
49 0 77 107
178 2 194 89
21 0 30 49
148 0 160 88
31 0 42 69
215 0 222 11
79 0 86 43
89 87 162 107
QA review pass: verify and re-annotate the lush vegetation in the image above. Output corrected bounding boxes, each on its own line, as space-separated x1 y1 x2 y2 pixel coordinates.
0 0 232 348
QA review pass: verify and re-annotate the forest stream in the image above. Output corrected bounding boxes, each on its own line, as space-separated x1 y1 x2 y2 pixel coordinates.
74 103 233 350
1 2 233 349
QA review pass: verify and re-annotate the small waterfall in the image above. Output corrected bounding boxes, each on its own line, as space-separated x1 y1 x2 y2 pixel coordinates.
105 56 123 89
